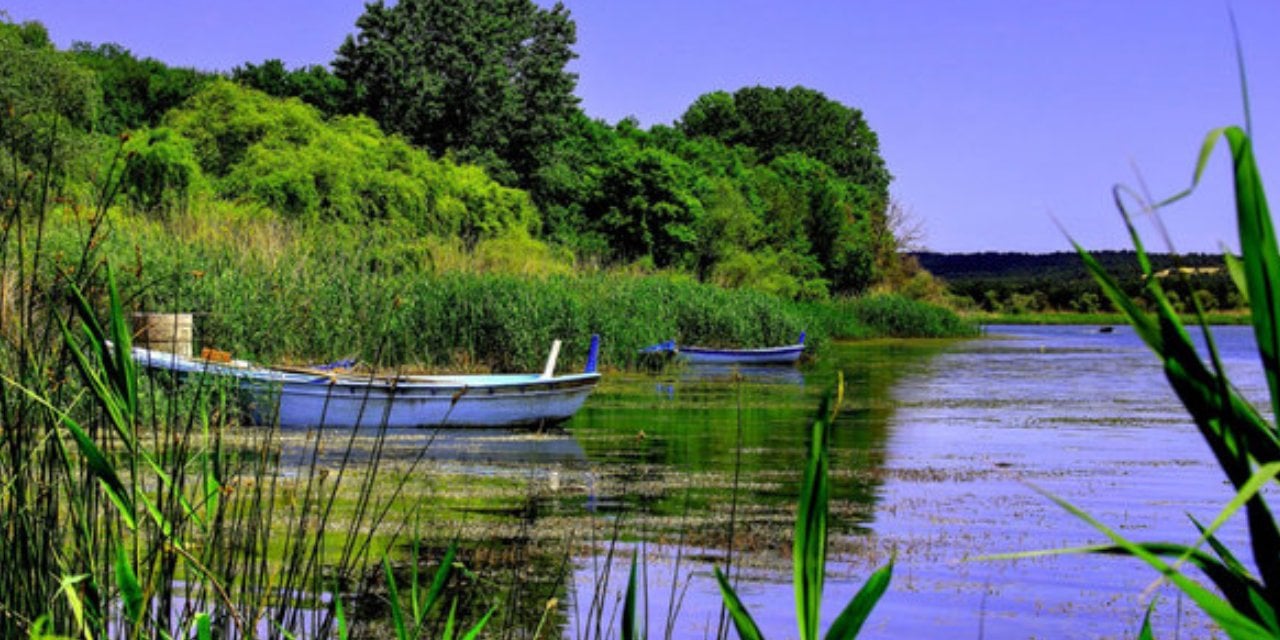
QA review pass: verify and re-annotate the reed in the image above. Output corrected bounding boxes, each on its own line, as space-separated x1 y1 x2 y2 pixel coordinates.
0 132 460 638
38 205 971 374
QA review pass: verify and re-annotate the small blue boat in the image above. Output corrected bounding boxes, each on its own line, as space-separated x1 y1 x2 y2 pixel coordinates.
643 332 805 365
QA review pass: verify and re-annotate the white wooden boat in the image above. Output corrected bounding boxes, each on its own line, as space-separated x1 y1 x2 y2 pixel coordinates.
131 337 601 429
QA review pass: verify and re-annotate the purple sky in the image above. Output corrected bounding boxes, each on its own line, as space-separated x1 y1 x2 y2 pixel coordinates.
5 1 1279 253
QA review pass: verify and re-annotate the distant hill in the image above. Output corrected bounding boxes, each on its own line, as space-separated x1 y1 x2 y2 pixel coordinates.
914 251 1236 312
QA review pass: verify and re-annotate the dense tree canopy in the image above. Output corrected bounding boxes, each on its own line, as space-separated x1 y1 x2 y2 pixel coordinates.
3 12 911 300
68 42 210 134
231 59 345 117
160 80 539 239
333 0 579 186
0 20 99 199
679 86 891 205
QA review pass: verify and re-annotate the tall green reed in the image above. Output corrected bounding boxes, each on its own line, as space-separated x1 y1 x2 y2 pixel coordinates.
0 113 459 638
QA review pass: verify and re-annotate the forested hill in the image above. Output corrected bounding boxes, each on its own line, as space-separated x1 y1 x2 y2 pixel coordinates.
915 251 1225 281
915 251 1236 313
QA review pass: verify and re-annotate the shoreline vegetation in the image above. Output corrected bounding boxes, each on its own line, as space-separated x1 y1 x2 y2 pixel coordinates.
47 205 976 374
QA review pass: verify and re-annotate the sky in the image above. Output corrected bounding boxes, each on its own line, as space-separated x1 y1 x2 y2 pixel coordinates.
4 1 1279 254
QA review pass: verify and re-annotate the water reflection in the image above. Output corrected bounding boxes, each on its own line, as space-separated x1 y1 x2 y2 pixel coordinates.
265 426 590 478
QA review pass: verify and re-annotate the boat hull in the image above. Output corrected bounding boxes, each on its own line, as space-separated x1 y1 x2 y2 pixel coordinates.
678 344 804 365
248 374 600 428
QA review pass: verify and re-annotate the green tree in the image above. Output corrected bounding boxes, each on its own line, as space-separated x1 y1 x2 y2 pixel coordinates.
0 19 99 200
593 143 703 268
68 41 210 134
163 80 538 239
120 126 203 215
333 0 579 185
764 153 880 294
679 85 891 203
231 59 346 117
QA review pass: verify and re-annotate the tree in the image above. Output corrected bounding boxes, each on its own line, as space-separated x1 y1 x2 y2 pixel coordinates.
231 59 345 117
163 80 539 239
333 0 579 186
0 19 99 200
679 85 891 205
69 41 210 134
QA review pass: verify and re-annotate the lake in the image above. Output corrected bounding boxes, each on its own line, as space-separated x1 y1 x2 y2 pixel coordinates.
548 324 1263 639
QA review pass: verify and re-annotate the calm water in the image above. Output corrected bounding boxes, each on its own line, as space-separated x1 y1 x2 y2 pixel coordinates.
556 324 1265 639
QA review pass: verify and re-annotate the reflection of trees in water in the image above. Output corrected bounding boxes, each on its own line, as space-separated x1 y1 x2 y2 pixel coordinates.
576 340 957 535
572 340 953 543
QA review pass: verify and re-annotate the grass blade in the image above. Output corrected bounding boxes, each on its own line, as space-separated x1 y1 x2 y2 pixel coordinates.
1138 599 1157 640
115 544 145 630
383 557 408 640
1031 483 1273 639
459 606 496 640
333 584 349 640
713 566 764 640
196 613 212 640
423 541 459 622
622 554 643 640
796 394 833 640
443 599 458 640
824 560 893 640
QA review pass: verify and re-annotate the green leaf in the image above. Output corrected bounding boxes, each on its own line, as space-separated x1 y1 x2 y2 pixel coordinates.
61 411 135 530
714 566 764 640
56 574 90 637
796 396 832 640
196 612 212 640
333 585 348 640
421 541 458 627
824 560 893 640
459 606 496 640
1031 484 1274 639
383 557 408 640
1138 599 1157 640
623 554 644 640
1224 252 1249 305
443 599 458 640
115 544 145 629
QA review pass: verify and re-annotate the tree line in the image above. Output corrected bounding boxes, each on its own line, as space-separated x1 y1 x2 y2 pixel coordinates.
916 251 1241 313
1 0 906 299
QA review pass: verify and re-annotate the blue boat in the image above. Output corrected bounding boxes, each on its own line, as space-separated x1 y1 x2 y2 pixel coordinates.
642 332 805 365
131 337 602 429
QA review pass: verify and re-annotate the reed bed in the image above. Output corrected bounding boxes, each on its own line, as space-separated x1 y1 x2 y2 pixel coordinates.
39 205 971 374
